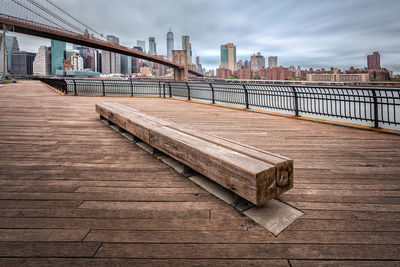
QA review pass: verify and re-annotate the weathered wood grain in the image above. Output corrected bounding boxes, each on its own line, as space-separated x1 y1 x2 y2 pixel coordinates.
1 81 400 263
96 102 294 205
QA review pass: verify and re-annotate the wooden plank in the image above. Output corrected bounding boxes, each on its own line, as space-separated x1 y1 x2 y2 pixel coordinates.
0 241 100 257
95 243 400 260
290 260 400 267
0 229 89 241
0 259 290 266
0 208 210 219
0 217 247 231
84 229 400 244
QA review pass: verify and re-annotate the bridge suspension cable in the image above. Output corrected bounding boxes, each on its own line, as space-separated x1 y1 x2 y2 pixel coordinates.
2 0 106 40
26 0 85 34
45 0 105 38
10 0 66 30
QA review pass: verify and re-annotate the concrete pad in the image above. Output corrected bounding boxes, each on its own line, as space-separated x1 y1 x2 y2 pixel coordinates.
120 132 134 142
136 141 156 155
159 156 185 174
189 175 236 204
244 199 304 236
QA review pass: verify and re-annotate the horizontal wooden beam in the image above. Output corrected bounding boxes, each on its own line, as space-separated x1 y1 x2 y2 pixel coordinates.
96 102 293 205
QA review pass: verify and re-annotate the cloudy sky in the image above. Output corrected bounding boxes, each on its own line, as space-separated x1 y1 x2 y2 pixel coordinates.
7 0 400 73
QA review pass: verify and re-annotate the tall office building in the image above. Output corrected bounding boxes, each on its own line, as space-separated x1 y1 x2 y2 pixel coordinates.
73 46 90 68
220 43 236 71
367 52 380 69
0 35 19 73
102 35 121 74
137 40 145 53
0 45 6 75
250 52 265 71
149 37 156 55
268 56 278 67
167 28 174 60
11 51 36 75
182 36 192 64
120 55 132 75
33 46 51 76
51 40 66 74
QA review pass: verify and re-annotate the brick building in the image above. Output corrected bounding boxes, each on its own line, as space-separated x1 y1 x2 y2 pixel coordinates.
216 68 232 79
236 68 254 80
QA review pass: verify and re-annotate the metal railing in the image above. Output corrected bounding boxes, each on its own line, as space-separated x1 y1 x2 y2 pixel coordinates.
39 78 400 128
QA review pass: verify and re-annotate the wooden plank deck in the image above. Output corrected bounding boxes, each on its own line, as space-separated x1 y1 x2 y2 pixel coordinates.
0 81 399 266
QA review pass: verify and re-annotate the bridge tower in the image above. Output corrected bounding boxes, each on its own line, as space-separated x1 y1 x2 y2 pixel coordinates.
172 50 188 82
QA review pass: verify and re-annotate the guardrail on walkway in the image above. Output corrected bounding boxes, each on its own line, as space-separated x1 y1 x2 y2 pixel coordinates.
39 78 400 129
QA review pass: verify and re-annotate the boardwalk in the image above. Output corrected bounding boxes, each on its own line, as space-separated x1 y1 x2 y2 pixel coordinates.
0 81 399 266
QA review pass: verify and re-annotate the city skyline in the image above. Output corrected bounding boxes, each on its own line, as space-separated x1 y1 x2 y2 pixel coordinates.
7 0 400 73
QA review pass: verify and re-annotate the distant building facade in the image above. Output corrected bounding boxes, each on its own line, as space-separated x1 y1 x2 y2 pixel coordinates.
167 29 174 60
51 40 66 75
102 35 121 74
250 52 265 71
182 35 192 64
0 35 19 73
216 67 232 79
268 56 278 68
0 35 19 74
307 69 369 82
149 37 156 55
33 46 51 76
236 68 254 80
220 43 236 72
136 40 145 53
195 56 203 73
120 55 132 75
11 51 36 75
259 66 294 80
367 52 380 70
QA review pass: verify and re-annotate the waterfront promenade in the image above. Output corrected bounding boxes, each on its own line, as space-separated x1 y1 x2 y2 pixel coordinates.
0 81 399 265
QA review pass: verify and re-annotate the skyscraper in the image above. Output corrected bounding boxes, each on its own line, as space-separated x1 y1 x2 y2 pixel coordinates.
251 52 265 71
137 40 145 53
268 56 278 68
102 35 121 74
220 43 236 71
167 28 174 60
0 35 19 73
120 55 132 75
33 46 51 76
182 36 192 64
11 51 36 76
51 40 66 74
367 52 380 69
149 37 156 55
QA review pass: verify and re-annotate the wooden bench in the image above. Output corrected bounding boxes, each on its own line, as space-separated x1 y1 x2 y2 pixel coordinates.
96 102 293 206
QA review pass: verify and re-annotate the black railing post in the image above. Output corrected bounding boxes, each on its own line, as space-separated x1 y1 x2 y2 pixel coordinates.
163 83 166 98
62 79 68 94
186 82 191 100
158 82 162 97
72 79 77 95
292 86 299 116
130 79 134 96
243 84 249 109
210 83 215 104
101 80 105 96
168 82 172 98
371 89 379 128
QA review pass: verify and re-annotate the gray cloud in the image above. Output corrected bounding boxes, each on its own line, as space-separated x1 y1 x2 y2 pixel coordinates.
7 0 400 73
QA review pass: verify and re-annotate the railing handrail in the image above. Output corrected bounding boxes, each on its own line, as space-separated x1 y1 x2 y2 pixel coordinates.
37 77 400 129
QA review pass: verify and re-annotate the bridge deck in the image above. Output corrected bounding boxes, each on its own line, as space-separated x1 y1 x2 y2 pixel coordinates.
0 81 399 266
